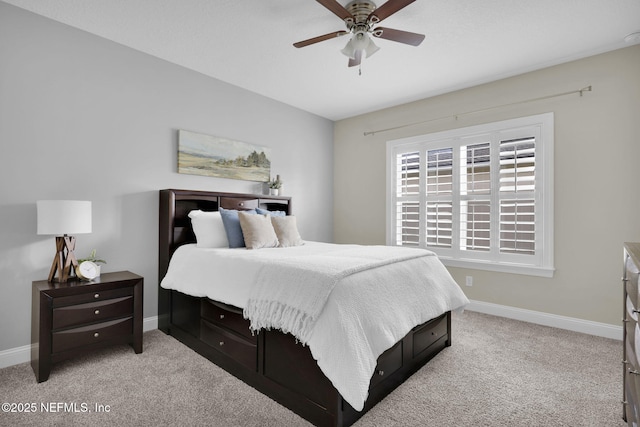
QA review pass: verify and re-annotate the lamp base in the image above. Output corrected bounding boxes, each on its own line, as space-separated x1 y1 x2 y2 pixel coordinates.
48 235 79 282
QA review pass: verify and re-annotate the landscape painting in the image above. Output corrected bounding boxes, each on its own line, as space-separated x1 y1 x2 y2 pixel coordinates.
178 130 271 182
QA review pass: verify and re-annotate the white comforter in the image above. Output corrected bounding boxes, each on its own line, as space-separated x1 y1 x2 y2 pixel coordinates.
161 242 469 411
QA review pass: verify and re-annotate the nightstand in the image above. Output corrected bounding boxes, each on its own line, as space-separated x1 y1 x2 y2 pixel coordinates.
31 271 143 382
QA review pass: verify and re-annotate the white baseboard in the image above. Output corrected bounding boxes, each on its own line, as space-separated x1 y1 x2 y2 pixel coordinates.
467 300 622 341
0 316 159 370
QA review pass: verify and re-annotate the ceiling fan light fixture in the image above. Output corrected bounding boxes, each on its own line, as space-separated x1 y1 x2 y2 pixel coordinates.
365 37 380 58
340 38 356 59
352 31 369 51
341 31 379 60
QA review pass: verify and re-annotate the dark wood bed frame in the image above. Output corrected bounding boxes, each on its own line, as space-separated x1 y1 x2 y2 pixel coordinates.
158 189 452 427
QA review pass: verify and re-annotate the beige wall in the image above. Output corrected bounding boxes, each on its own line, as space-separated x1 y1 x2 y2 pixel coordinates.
334 45 640 326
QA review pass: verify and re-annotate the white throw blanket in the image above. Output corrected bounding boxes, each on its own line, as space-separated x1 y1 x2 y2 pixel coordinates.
243 245 432 344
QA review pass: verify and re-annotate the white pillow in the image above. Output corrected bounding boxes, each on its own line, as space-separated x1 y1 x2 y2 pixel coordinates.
188 210 228 248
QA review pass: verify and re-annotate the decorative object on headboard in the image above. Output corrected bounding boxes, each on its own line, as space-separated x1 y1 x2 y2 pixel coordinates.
37 200 92 282
268 174 283 195
178 130 272 182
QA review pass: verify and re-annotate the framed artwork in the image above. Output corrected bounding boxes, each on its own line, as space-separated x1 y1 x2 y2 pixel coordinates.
178 130 271 182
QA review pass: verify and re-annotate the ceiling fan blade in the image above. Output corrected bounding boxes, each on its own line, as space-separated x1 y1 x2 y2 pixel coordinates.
316 0 355 22
372 27 425 46
368 0 416 23
293 31 349 48
348 50 362 67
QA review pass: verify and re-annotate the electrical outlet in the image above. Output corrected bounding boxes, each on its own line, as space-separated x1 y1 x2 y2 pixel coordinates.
465 276 473 287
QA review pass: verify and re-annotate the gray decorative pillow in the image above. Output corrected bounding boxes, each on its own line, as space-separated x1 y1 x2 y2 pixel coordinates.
238 211 279 249
271 216 303 247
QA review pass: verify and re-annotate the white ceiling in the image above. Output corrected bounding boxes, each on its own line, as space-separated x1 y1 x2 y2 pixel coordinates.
4 0 640 121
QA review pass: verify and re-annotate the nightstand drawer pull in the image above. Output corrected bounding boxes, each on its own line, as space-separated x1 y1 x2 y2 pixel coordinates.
94 293 100 299
94 310 100 315
220 314 225 319
94 332 99 338
378 370 384 376
219 341 225 346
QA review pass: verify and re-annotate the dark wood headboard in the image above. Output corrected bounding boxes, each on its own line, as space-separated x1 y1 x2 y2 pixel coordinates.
158 189 291 330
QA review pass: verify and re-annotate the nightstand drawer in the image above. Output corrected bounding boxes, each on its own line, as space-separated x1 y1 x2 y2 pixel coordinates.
53 296 133 330
201 300 255 341
201 319 257 370
52 317 133 354
53 287 133 307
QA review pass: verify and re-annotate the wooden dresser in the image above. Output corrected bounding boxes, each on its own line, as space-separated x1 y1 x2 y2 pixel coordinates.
623 243 640 424
31 270 143 382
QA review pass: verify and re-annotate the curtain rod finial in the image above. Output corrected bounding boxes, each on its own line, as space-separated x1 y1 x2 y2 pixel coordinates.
580 85 593 96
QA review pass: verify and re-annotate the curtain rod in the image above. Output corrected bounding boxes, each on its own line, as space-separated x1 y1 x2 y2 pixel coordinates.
363 85 592 136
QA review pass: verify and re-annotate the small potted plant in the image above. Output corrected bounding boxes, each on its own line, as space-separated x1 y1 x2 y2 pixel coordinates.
268 175 283 195
78 249 107 277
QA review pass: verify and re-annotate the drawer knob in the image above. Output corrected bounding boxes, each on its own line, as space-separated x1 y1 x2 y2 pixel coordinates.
94 310 100 315
94 293 100 299
239 202 244 206
432 331 438 336
219 341 225 346
378 370 384 376
219 314 225 320
94 332 99 338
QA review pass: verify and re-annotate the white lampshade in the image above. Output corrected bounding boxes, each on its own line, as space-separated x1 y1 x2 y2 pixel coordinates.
37 200 92 235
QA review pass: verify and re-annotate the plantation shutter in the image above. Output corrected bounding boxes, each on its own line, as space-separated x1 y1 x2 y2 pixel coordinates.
426 148 453 248
499 137 536 255
395 151 420 246
460 142 491 252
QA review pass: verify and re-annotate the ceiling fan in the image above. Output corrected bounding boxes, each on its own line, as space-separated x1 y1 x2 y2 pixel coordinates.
293 0 425 68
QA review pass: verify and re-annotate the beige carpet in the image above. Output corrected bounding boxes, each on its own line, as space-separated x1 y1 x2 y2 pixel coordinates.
0 311 626 426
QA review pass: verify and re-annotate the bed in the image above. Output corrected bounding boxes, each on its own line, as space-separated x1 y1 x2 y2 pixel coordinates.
158 189 468 426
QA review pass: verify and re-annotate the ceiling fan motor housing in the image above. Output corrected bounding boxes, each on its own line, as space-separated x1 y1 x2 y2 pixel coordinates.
345 1 377 29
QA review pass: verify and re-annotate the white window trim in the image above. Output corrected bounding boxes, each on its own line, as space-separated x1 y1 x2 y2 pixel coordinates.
386 113 554 278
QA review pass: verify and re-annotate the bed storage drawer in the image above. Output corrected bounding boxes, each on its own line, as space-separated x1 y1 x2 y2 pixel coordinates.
201 300 255 341
413 313 448 357
201 319 257 370
52 317 133 353
370 341 403 388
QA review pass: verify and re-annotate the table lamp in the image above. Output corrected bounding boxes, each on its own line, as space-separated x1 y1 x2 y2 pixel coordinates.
37 200 92 282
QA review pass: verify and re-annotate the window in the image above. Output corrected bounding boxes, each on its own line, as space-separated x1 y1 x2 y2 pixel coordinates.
387 113 554 277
